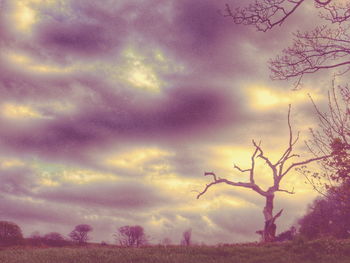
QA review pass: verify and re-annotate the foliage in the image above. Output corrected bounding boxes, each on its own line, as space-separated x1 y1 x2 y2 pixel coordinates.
298 181 350 239
116 225 148 247
43 232 68 247
27 232 43 246
0 221 23 246
69 224 93 245
329 138 350 182
2 241 350 263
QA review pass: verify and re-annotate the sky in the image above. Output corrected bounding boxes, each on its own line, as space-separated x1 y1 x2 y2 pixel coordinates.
0 0 341 244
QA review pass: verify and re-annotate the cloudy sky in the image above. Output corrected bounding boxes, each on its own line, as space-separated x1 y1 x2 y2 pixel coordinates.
0 0 341 244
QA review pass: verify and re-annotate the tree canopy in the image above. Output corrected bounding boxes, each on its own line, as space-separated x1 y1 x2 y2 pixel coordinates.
0 221 23 246
299 180 350 239
69 224 93 245
116 225 148 247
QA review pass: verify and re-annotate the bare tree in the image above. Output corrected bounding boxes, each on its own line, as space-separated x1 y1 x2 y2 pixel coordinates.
115 225 148 247
197 105 330 242
69 224 92 245
224 0 350 86
181 229 192 246
301 83 350 193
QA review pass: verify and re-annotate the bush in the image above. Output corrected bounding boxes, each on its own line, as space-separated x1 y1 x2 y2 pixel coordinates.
43 232 68 247
298 181 350 239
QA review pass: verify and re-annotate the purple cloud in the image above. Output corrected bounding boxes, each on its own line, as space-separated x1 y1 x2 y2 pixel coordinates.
36 181 176 210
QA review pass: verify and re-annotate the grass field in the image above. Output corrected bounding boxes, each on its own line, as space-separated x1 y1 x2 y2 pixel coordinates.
1 238 350 263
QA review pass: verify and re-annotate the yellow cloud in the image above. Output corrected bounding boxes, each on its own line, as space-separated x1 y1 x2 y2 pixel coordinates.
150 174 193 191
40 178 60 187
4 50 72 74
2 103 44 120
247 86 323 110
12 2 37 32
254 89 287 107
60 169 117 184
0 159 25 168
120 48 164 92
1 99 76 121
127 67 160 91
35 163 118 186
105 147 173 169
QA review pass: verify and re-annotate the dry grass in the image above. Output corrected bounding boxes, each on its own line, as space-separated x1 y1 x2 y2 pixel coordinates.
1 238 350 263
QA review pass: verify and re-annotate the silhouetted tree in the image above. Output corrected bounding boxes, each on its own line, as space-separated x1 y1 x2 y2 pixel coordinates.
43 232 67 247
299 181 350 239
224 0 350 86
0 221 23 246
198 105 330 242
181 229 192 246
69 224 92 245
115 225 148 247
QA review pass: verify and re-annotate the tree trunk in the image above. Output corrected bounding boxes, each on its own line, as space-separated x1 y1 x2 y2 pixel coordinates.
262 194 277 242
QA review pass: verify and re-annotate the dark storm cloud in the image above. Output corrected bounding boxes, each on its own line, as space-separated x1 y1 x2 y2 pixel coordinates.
36 181 176 209
132 0 258 79
0 84 238 160
0 2 128 69
35 19 125 61
0 61 76 101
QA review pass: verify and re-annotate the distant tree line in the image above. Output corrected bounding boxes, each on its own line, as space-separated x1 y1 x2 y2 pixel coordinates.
2 209 350 248
0 222 152 247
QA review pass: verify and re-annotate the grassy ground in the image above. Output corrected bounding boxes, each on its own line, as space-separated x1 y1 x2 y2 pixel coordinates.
1 238 350 263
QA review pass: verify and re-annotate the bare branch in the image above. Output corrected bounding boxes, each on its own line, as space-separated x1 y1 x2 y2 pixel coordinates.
277 187 295 194
224 1 306 32
225 1 350 83
273 209 284 221
233 164 250 173
253 140 277 175
315 0 331 5
282 155 332 177
197 174 260 199
270 25 350 81
204 172 217 181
